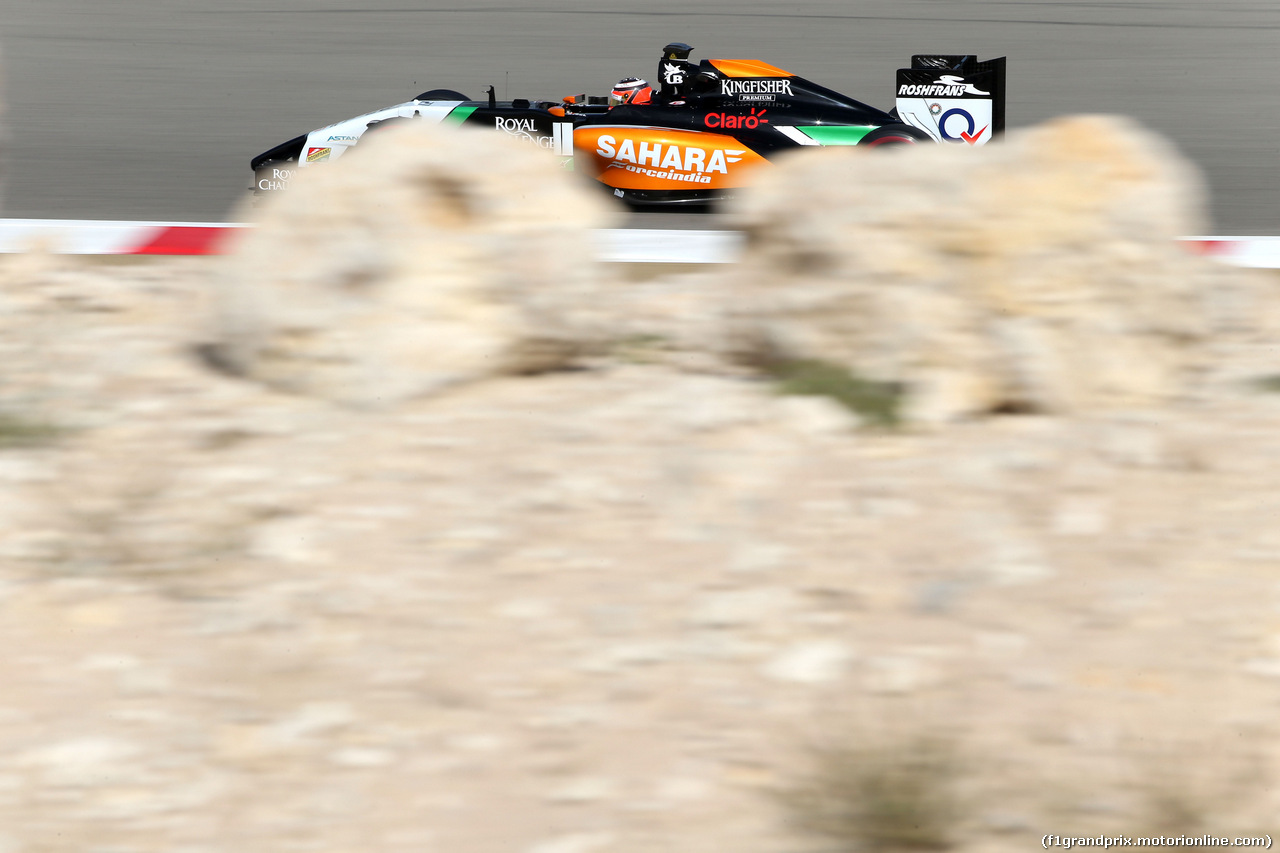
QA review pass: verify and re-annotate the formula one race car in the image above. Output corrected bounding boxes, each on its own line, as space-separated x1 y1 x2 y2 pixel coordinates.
251 44 1005 209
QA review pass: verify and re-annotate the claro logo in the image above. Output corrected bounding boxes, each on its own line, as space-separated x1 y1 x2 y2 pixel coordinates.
595 135 744 183
705 108 769 130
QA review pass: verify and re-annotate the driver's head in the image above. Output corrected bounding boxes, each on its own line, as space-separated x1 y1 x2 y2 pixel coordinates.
609 77 652 107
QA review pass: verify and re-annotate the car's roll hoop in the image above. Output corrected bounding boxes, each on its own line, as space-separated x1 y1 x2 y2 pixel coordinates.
658 42 696 102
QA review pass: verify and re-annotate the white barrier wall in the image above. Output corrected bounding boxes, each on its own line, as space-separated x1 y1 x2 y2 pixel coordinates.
0 219 1274 268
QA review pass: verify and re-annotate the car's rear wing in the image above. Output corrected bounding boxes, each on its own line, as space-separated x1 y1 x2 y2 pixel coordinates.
895 55 1006 146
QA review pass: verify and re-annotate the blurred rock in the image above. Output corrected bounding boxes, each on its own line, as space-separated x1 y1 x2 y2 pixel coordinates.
0 253 210 429
762 641 855 684
211 121 624 406
724 115 1256 423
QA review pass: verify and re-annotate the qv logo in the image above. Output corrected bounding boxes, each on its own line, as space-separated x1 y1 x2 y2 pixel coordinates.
937 108 987 145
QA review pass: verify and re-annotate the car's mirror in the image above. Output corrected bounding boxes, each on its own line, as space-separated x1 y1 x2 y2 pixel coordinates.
690 72 718 95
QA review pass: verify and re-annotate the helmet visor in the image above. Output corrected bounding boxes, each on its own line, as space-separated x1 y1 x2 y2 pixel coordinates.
609 79 646 107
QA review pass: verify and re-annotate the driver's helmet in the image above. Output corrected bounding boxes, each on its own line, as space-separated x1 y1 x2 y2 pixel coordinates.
609 77 653 107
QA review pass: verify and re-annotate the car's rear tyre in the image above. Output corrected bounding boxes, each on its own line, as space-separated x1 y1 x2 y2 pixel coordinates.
860 124 934 147
414 88 471 101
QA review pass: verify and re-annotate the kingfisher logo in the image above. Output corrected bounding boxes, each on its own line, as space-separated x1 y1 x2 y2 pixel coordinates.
595 135 744 183
704 108 769 130
306 147 331 163
898 75 989 98
721 78 793 97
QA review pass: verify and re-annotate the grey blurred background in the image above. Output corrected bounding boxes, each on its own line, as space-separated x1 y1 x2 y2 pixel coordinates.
4 0 1279 232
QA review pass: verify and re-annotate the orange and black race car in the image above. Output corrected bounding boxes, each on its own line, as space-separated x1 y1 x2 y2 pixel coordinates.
251 43 1006 210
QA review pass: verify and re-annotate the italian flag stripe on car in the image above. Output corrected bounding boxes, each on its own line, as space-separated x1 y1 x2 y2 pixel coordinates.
444 105 479 125
791 125 877 145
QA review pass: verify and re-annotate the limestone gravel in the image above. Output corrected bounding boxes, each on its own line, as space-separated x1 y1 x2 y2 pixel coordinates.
2 256 1279 851
2 114 1280 852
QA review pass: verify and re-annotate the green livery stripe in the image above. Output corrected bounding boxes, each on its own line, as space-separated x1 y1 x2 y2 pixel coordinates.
443 105 478 125
798 125 876 145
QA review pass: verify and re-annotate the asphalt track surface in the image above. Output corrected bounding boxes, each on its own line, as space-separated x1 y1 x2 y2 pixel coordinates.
5 1 1280 233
